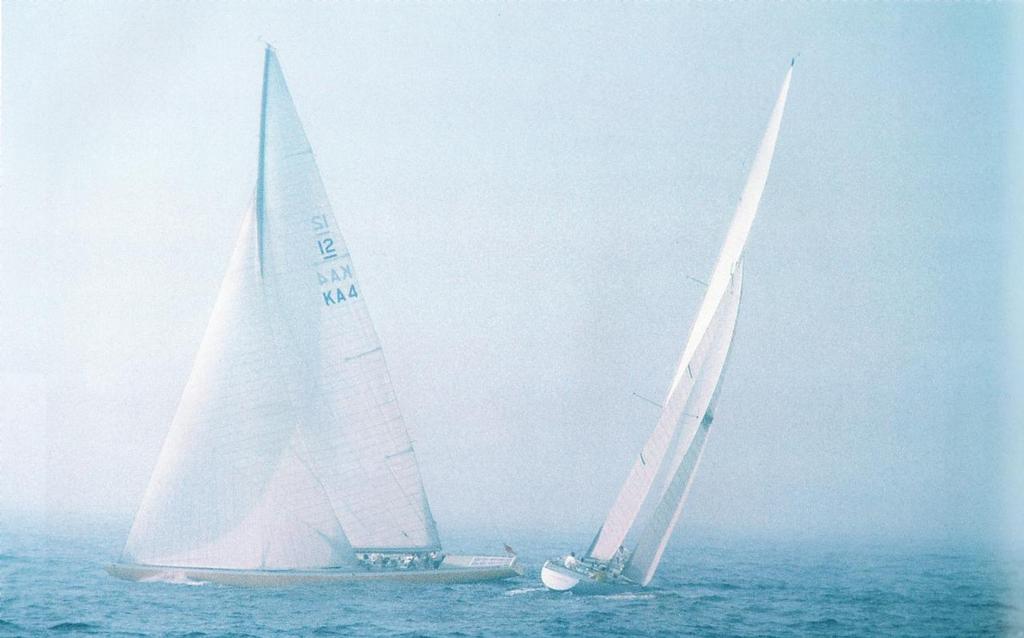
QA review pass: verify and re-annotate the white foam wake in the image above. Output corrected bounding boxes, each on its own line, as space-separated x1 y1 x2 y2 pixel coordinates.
504 586 545 596
594 592 655 601
139 570 208 586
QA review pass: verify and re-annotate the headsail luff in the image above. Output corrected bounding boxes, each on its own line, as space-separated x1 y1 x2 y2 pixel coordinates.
587 65 793 563
123 47 440 569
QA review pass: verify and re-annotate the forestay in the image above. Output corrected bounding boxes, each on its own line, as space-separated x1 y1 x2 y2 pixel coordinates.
587 64 793 564
123 47 440 569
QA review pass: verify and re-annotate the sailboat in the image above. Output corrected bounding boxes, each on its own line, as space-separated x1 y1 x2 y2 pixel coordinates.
541 63 794 592
107 46 520 586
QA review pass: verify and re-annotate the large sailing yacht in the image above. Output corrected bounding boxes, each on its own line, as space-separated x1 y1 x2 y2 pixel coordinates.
542 62 794 592
108 46 520 586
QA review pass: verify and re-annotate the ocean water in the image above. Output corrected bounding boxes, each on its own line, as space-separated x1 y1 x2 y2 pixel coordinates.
0 521 1020 637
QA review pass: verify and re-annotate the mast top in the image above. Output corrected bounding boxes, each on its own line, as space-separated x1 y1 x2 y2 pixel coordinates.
256 35 276 53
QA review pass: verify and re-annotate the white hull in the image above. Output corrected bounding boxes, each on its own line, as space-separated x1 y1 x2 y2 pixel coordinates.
540 560 632 593
108 554 521 587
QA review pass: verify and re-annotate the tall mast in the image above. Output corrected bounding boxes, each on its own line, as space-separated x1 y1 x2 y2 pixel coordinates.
255 45 272 277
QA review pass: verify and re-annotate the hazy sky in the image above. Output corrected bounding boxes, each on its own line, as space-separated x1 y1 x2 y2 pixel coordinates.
2 3 1020 551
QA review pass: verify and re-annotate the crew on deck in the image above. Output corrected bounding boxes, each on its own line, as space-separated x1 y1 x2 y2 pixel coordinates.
611 545 629 576
357 551 445 570
563 552 581 570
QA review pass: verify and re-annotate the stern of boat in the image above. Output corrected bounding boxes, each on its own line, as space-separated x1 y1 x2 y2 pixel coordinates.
441 554 523 577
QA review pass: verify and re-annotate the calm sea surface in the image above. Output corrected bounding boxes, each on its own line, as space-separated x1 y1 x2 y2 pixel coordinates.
1 521 1020 637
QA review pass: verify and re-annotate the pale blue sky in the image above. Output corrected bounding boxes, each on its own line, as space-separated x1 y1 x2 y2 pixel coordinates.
1 3 1019 551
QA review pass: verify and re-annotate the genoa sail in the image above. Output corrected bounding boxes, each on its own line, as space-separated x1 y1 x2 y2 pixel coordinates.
586 64 793 576
623 261 743 585
122 46 440 570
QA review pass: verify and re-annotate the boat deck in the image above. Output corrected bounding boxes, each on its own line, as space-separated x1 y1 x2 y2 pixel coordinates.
108 554 521 586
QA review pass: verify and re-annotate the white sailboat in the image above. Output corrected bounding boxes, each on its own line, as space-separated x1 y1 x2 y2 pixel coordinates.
108 46 520 586
541 62 794 592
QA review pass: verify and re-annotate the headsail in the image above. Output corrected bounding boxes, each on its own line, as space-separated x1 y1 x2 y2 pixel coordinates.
623 261 743 585
587 64 792 564
123 47 440 569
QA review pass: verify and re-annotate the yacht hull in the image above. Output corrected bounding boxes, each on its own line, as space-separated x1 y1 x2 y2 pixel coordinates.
108 555 521 586
540 560 630 593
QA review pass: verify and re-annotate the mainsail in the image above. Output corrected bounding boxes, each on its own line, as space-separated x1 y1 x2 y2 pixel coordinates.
586 64 793 572
123 46 440 570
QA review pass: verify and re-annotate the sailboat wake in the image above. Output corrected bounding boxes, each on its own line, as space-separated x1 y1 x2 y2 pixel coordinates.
504 586 546 596
592 592 656 601
138 570 209 586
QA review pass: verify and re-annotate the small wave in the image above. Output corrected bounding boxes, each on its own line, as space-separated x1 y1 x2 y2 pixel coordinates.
49 622 101 632
312 625 359 636
504 587 545 596
594 592 656 601
139 570 208 586
804 618 841 629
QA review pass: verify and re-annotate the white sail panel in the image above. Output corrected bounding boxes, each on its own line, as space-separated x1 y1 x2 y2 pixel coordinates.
587 311 706 561
665 65 791 401
123 209 357 569
628 408 713 585
587 66 792 562
588 260 740 562
153 438 356 570
623 262 743 585
636 262 744 538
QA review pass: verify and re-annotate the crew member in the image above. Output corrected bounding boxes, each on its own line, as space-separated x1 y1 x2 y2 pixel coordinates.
563 552 581 570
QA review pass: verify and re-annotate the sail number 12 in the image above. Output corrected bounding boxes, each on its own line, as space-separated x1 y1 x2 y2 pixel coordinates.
312 214 358 307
